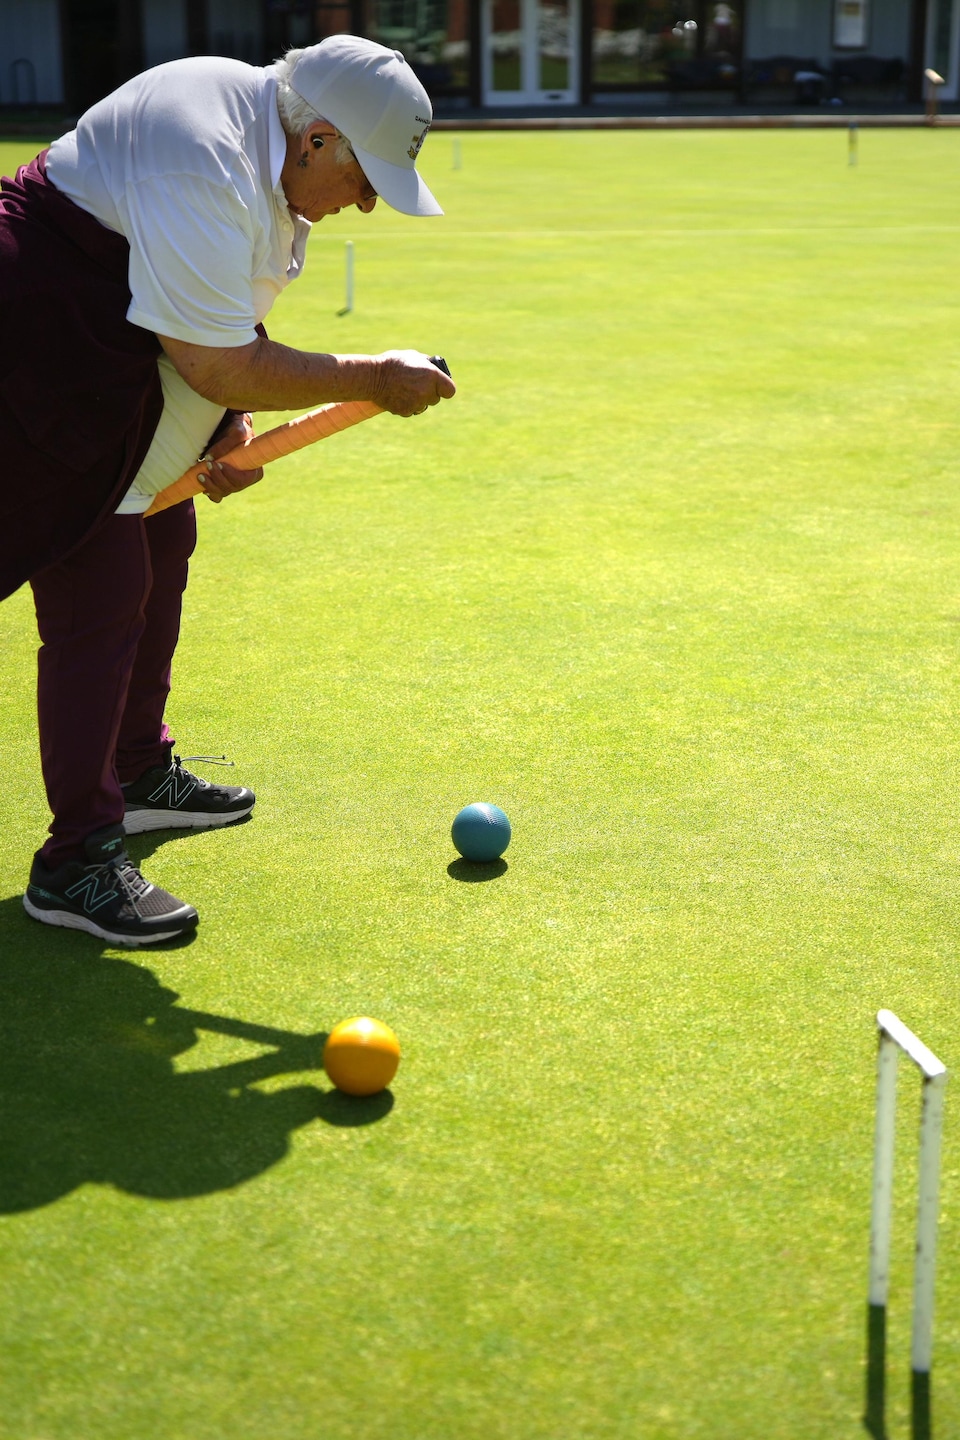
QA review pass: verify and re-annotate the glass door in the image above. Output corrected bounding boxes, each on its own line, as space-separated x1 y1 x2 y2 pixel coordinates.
483 0 579 104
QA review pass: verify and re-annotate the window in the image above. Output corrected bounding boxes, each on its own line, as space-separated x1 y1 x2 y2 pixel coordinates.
592 2 740 91
365 0 470 92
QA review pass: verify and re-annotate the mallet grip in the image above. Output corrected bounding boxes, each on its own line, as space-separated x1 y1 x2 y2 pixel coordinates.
143 355 451 517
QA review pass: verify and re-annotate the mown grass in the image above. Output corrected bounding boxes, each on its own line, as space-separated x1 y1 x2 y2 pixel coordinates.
1 127 959 1438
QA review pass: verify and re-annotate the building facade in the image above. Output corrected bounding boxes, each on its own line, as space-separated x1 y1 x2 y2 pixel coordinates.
0 0 954 115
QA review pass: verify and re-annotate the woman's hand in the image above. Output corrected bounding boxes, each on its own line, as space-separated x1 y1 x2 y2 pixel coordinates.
199 411 264 504
369 352 457 417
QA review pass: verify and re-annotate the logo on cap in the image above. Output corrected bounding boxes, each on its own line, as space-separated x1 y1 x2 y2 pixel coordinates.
408 125 429 161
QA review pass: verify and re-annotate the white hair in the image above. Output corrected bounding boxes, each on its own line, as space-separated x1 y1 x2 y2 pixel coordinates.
275 48 356 165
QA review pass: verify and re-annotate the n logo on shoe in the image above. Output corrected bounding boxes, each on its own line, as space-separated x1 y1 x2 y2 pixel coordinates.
147 770 197 809
65 874 117 914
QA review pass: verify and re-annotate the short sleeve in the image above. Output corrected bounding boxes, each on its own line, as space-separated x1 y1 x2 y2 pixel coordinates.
119 173 261 348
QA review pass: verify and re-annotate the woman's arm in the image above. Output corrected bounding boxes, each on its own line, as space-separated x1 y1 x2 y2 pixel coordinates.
158 335 455 416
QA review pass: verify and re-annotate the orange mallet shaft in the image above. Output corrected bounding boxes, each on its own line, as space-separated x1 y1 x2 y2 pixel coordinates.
143 398 382 516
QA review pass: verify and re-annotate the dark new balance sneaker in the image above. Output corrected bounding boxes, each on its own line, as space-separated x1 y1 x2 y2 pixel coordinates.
23 825 199 946
122 753 255 835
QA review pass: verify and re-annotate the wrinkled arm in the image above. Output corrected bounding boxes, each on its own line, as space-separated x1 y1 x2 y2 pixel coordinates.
158 335 456 417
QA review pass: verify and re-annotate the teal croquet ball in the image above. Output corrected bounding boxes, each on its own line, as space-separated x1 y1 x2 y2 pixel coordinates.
451 803 512 862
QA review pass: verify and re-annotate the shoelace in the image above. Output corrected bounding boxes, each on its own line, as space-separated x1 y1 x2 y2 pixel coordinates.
171 753 237 795
95 858 152 907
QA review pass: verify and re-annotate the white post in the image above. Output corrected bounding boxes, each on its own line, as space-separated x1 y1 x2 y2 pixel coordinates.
869 1010 948 1377
913 1073 947 1372
869 1030 898 1306
344 240 354 314
453 137 462 170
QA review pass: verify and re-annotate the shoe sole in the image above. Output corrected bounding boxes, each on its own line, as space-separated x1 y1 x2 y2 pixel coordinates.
122 804 254 836
23 894 198 947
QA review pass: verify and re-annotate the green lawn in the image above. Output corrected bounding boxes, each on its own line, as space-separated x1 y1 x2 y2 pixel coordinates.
1 126 959 1439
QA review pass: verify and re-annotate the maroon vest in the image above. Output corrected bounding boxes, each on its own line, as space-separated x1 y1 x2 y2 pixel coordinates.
0 152 163 599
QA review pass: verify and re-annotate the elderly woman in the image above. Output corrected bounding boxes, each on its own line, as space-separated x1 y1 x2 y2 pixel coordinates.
0 35 455 946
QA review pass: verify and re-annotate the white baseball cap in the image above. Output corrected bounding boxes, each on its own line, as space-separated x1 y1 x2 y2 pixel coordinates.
286 36 442 217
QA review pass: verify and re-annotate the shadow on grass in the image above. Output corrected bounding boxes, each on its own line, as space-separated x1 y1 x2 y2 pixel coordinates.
863 1303 934 1440
0 894 392 1213
122 814 251 869
447 858 508 883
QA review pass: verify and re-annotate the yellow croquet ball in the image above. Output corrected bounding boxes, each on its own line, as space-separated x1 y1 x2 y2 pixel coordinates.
323 1016 401 1096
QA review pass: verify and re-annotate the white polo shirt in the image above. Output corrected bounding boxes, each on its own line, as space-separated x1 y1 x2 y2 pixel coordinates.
46 57 312 511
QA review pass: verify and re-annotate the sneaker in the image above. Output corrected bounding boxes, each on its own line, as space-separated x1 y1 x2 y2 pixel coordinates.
122 753 255 835
23 824 199 946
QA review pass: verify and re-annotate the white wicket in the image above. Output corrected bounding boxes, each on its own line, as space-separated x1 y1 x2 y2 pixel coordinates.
868 1009 947 1375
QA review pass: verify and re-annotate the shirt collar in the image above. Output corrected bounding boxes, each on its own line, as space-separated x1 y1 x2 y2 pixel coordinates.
265 70 312 262
268 81 287 194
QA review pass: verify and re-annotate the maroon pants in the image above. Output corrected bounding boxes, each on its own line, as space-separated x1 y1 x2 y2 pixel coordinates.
31 500 197 868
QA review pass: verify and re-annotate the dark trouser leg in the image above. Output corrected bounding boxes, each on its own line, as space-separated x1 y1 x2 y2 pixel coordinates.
115 500 197 785
31 514 153 868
